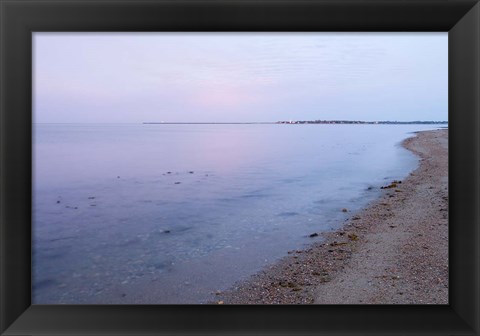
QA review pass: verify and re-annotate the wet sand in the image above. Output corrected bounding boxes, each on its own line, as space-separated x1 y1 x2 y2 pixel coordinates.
216 129 448 304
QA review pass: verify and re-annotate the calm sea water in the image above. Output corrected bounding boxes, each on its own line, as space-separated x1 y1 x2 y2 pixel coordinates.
32 123 441 303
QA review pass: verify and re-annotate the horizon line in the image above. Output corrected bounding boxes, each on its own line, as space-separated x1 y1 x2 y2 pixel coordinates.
33 120 449 125
143 120 449 125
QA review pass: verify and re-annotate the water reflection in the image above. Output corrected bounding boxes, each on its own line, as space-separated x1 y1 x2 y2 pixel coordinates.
33 123 438 303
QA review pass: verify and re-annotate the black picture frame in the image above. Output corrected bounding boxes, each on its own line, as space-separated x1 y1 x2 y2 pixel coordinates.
1 0 479 335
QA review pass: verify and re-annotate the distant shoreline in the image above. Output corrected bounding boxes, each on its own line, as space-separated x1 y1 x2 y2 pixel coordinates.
142 122 276 125
143 121 448 125
35 121 448 125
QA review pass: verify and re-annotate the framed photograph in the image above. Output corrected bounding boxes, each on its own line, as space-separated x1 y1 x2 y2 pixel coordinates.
1 0 479 335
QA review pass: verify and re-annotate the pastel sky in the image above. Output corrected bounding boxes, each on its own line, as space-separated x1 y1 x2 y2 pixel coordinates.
33 32 447 123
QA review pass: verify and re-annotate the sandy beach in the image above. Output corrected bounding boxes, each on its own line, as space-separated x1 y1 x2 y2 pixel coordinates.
216 129 448 304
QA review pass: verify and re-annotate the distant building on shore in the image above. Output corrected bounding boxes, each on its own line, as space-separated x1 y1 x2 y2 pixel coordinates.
276 120 448 125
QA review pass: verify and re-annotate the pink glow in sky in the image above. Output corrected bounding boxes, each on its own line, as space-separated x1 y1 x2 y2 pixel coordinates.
34 33 447 123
